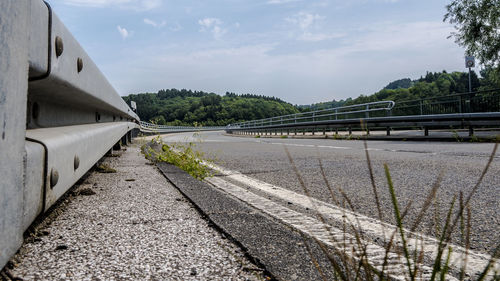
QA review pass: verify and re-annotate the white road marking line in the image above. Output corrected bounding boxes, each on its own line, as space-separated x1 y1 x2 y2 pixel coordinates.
317 145 352 149
205 176 458 281
205 162 499 279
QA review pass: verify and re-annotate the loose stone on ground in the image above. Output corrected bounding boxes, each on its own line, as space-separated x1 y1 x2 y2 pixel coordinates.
6 143 265 280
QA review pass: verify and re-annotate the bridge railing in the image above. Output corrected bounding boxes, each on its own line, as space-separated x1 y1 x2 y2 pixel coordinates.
1 0 139 269
226 90 500 135
391 89 500 116
229 101 395 129
139 121 225 133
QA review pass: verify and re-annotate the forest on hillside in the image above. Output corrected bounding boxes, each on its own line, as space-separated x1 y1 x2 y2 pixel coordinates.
123 68 499 125
122 89 299 126
299 67 499 111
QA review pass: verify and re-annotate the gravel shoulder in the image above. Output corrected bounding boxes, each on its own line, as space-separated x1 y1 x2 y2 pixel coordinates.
3 143 266 280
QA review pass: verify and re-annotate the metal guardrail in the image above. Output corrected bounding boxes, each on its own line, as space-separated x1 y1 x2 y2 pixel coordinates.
226 90 500 136
139 121 225 133
229 101 395 129
391 89 500 116
0 0 139 269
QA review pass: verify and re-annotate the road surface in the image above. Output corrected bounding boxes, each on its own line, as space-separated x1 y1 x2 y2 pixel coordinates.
162 131 499 256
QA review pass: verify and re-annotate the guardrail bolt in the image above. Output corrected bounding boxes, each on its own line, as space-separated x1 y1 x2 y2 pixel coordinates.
77 57 83 72
74 155 80 170
50 168 59 188
55 36 64 57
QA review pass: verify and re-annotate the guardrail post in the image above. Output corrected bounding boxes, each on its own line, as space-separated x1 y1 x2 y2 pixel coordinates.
348 126 352 135
294 129 297 135
365 105 369 119
386 127 391 136
323 128 326 135
312 128 315 135
469 126 474 136
424 127 429 136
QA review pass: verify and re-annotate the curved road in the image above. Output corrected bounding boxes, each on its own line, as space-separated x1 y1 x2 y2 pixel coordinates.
162 131 499 254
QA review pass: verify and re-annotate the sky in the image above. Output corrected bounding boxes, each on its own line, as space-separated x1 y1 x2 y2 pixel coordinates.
47 0 469 105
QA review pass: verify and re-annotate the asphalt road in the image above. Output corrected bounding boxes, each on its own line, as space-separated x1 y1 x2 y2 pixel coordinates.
162 131 499 256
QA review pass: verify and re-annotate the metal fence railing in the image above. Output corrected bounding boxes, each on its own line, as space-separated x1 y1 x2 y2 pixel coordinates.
228 101 395 129
140 121 225 133
226 89 500 131
390 89 500 116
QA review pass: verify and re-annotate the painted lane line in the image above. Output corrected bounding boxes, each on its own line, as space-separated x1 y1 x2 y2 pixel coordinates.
204 162 499 279
205 176 458 281
316 145 352 150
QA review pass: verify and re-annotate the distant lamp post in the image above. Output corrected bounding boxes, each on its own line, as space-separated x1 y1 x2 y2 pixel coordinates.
465 55 475 92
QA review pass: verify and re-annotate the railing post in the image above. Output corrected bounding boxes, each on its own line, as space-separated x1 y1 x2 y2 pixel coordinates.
365 104 369 119
335 109 338 120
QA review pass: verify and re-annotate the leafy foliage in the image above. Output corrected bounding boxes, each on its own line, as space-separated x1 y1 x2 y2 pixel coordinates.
444 0 500 68
123 89 298 126
304 69 497 110
143 136 212 180
124 70 498 124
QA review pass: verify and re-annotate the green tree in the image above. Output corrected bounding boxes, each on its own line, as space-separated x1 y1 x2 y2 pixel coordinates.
444 0 500 67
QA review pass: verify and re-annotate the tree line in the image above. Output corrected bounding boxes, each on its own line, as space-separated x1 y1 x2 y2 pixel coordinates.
123 69 498 125
122 90 299 126
300 68 498 111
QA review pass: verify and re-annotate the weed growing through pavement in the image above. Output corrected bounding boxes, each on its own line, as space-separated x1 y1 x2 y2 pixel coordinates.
280 121 500 280
142 135 213 180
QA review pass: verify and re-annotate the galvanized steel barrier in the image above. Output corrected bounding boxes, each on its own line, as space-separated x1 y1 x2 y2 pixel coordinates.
230 101 395 129
0 1 139 269
139 121 225 134
227 90 500 136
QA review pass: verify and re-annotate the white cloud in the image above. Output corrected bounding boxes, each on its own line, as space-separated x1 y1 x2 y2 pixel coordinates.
267 0 302 4
144 18 166 27
286 12 342 42
198 18 226 39
198 18 222 29
60 0 162 11
117 25 130 39
299 32 344 42
286 12 324 31
107 20 464 104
